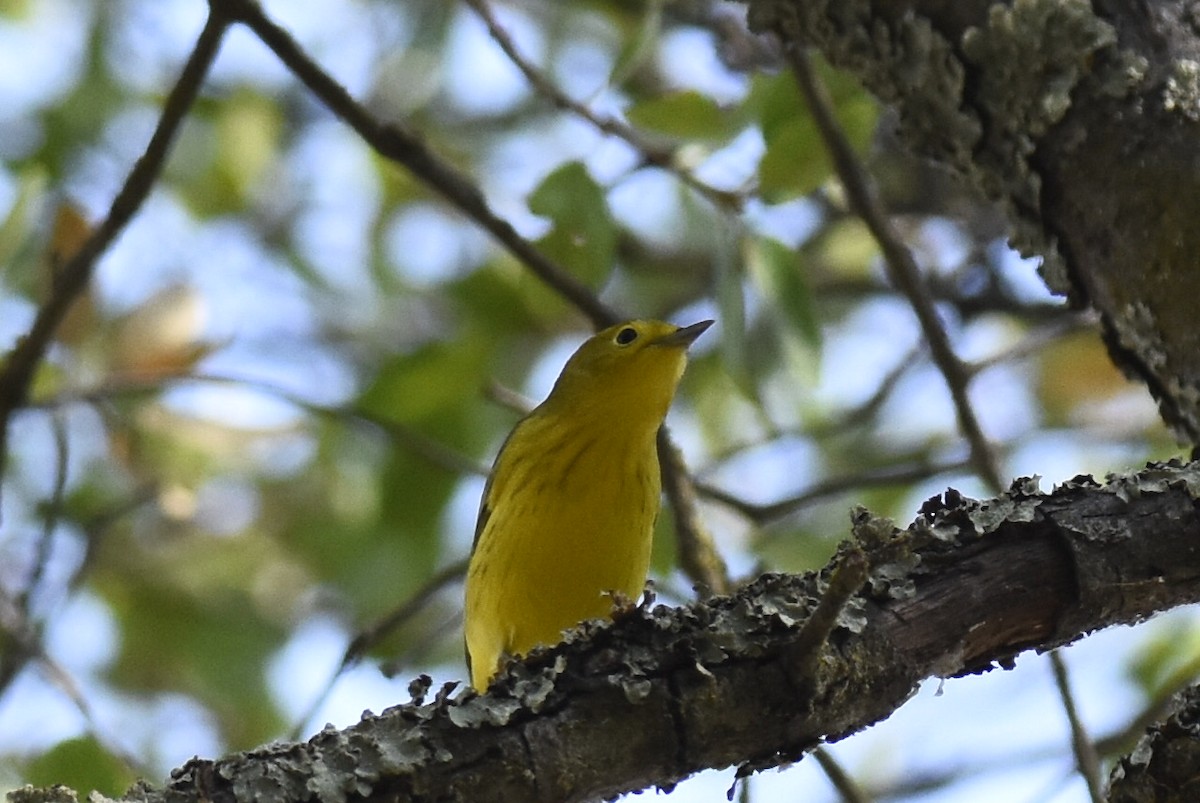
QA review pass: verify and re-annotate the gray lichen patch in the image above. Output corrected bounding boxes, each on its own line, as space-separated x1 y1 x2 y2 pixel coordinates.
1106 301 1200 441
743 0 1147 295
1102 458 1200 502
1164 59 1200 121
960 0 1112 191
746 0 980 169
958 0 1130 288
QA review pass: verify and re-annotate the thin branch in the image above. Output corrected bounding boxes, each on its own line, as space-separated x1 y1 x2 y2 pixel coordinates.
288 559 469 741
483 378 535 416
214 0 617 329
462 0 747 213
783 46 1003 494
34 651 150 777
70 485 161 598
30 372 490 478
965 317 1088 378
829 344 922 433
658 427 730 595
697 457 972 525
0 593 149 777
1050 651 1105 803
813 747 872 803
0 8 230 515
17 412 70 617
0 411 71 714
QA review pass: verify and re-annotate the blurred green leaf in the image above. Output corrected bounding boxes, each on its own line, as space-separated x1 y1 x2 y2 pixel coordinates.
348 331 500 611
528 162 616 289
817 218 878 276
746 236 821 348
607 0 663 89
627 90 734 141
1127 621 1200 700
24 737 134 797
713 220 749 394
0 167 46 289
750 66 878 202
359 335 492 430
446 263 549 336
0 0 34 17
217 88 283 201
757 115 830 202
174 89 283 216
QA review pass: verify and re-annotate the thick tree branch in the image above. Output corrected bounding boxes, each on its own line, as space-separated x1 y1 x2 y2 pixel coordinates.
20 459 1200 803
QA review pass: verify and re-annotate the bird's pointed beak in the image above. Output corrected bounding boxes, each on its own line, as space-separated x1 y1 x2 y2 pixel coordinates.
653 320 714 349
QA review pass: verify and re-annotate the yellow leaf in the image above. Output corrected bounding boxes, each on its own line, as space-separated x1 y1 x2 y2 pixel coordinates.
43 201 96 347
111 285 212 379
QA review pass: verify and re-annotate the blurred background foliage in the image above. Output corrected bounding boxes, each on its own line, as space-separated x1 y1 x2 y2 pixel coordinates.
0 0 1185 800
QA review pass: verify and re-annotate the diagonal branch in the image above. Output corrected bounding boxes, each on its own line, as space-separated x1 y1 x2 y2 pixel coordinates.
1051 651 1105 803
461 0 747 213
783 46 1004 494
0 7 230 513
697 456 973 524
212 0 617 329
658 427 730 594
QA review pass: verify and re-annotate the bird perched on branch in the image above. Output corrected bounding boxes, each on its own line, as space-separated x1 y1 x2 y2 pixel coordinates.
464 319 713 690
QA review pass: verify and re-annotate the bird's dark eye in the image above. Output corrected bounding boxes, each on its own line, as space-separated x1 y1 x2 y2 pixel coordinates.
615 327 638 345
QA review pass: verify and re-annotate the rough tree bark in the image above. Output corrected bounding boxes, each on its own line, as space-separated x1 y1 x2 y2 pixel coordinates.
12 462 1200 802
745 0 1200 442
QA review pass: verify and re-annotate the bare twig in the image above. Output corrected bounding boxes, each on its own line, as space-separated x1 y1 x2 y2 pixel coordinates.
288 559 469 740
0 594 149 776
783 46 1003 494
0 7 230 515
70 485 161 598
813 747 872 803
0 411 72 703
17 412 70 617
965 317 1087 378
213 0 617 329
830 344 922 433
1050 651 1105 803
697 457 972 525
30 372 490 478
790 541 869 676
462 0 747 213
483 378 535 416
658 427 730 594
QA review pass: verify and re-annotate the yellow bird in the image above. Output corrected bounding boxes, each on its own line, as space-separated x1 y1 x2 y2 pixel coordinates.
464 319 712 690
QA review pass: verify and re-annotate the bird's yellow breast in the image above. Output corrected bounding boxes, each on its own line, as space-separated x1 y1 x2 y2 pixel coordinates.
464 413 660 689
